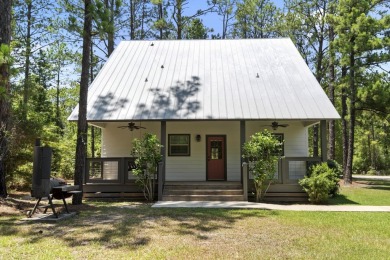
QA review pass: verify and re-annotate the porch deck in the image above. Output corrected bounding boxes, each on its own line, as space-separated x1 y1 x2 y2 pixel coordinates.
82 157 319 201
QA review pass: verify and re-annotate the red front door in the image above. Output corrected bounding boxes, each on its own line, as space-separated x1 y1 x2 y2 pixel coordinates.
206 136 226 180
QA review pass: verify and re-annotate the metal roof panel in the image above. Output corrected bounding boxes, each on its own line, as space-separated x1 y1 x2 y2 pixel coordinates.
68 39 340 121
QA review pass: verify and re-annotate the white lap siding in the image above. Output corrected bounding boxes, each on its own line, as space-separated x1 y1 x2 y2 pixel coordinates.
245 121 309 157
246 121 309 181
165 121 241 181
101 122 161 157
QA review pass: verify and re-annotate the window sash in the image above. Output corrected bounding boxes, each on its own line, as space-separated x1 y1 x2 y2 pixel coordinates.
168 134 190 156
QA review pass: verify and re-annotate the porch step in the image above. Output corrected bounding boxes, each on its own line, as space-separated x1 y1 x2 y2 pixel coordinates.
164 189 243 196
162 194 245 201
164 183 242 190
162 182 244 201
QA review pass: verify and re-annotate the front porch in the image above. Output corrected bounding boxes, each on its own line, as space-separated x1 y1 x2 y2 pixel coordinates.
82 156 321 202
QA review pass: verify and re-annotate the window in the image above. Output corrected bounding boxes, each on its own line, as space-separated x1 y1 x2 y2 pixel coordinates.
272 133 284 156
168 134 190 156
210 140 222 159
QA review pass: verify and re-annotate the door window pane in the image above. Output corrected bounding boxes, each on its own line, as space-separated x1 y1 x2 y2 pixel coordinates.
210 141 222 159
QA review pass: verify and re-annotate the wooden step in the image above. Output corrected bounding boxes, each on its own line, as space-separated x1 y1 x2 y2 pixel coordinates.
164 184 243 190
162 194 245 201
163 182 244 201
164 189 243 196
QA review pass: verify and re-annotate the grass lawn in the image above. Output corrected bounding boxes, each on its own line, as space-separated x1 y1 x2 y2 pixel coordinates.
328 179 390 206
1 201 390 259
1 178 389 259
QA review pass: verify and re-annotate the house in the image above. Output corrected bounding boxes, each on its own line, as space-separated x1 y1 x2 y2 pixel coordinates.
68 39 340 201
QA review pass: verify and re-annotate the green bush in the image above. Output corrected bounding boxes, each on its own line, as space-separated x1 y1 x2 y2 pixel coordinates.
299 163 340 204
132 133 162 202
242 130 282 202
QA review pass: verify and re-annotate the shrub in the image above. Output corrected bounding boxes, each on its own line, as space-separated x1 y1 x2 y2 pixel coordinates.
132 133 162 202
242 130 282 202
299 163 340 204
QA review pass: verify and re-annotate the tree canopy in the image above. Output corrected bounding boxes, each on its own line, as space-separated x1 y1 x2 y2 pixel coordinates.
0 0 389 195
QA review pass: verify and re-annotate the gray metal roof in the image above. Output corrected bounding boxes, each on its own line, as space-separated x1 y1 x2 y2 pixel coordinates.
68 38 340 121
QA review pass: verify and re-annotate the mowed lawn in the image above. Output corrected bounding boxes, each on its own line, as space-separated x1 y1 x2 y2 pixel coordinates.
328 179 390 206
1 202 389 259
1 178 389 259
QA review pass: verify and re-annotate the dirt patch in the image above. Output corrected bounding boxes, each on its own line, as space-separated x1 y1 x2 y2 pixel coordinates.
0 192 113 217
338 180 372 188
0 197 35 216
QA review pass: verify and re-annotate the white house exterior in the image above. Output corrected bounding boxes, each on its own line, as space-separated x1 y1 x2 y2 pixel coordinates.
69 39 340 201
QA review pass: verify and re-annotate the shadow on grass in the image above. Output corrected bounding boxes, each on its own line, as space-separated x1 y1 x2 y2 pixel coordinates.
360 181 390 191
1 203 275 250
0 219 20 236
352 179 390 191
327 194 360 205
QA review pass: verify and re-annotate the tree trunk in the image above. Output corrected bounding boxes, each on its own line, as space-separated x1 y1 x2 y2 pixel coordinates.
158 2 163 40
0 0 12 198
141 0 146 39
130 0 135 40
175 0 183 39
55 65 65 134
22 1 32 119
313 29 325 158
341 67 348 180
222 13 227 39
90 40 95 159
328 24 336 160
105 0 115 55
370 122 376 171
73 0 92 205
345 41 356 185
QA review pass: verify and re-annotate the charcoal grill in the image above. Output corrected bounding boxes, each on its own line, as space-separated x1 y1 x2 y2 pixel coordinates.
28 139 81 218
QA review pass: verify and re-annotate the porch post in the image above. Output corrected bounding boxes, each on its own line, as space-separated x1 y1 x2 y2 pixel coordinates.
240 120 245 183
320 120 327 162
159 121 166 201
242 162 248 201
158 162 164 201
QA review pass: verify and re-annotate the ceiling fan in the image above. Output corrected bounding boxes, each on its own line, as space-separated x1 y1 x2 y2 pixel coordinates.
118 122 146 131
264 121 289 130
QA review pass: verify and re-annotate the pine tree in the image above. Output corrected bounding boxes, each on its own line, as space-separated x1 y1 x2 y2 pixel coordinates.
332 0 389 184
0 0 12 198
73 0 93 205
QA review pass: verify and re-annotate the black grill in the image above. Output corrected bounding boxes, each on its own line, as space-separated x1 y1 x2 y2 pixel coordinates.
28 139 80 218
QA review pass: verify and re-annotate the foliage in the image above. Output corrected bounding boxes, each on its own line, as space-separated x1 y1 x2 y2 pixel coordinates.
233 0 280 38
2 0 390 196
242 130 281 202
330 0 390 182
185 18 208 39
326 159 342 178
299 163 340 204
214 0 236 39
132 133 162 202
